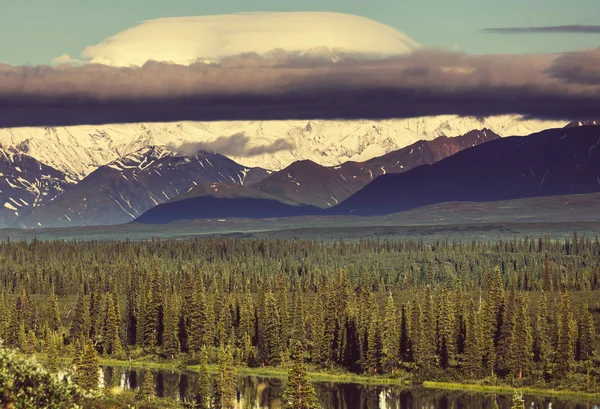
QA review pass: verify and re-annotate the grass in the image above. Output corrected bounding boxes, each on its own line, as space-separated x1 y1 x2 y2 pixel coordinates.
423 381 600 400
96 357 600 401
99 358 409 386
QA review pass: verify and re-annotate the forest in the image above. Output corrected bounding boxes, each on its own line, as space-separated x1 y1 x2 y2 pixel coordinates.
0 234 599 405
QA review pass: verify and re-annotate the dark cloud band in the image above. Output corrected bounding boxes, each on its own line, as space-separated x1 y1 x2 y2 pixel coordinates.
483 25 600 34
0 48 600 127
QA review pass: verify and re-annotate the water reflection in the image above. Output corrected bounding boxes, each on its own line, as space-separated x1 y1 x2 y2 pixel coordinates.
100 367 599 409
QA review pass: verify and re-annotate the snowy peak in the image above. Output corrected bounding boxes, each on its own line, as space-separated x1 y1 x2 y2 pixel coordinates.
565 120 600 128
0 148 72 226
0 115 567 180
13 147 269 228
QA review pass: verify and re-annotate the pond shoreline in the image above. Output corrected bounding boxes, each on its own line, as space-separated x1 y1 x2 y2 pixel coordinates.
98 358 600 401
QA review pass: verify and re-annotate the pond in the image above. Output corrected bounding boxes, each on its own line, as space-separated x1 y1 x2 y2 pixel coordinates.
100 366 600 409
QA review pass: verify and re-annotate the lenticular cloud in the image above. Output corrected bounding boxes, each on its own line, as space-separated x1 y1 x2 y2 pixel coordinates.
80 12 420 67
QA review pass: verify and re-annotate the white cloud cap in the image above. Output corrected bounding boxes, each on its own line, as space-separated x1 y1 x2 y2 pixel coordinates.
80 12 420 67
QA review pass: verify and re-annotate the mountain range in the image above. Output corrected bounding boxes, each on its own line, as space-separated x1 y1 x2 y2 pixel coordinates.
136 124 600 223
0 117 598 229
0 115 564 179
331 125 600 215
13 147 268 228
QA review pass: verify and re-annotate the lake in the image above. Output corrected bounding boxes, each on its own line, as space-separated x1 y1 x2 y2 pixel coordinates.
100 366 600 409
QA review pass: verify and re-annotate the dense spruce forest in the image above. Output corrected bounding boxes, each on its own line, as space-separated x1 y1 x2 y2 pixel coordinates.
0 235 599 394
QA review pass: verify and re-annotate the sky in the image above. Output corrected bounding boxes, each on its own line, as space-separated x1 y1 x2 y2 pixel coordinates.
1 0 600 66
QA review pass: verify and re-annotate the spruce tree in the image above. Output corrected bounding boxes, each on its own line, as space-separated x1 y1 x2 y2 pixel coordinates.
365 310 382 374
140 370 156 402
45 289 62 332
420 286 438 371
533 292 552 371
102 294 123 356
507 297 533 378
577 303 596 361
382 294 399 372
282 341 321 409
438 287 456 369
70 291 88 342
45 333 59 373
399 304 412 364
310 294 325 365
213 346 237 409
163 296 180 358
511 391 525 409
463 301 483 378
263 292 282 366
76 339 100 391
143 269 164 349
196 348 212 409
556 291 574 376
26 330 37 354
188 283 208 354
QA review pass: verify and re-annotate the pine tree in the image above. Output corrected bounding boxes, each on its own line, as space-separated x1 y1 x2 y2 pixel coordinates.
382 294 399 372
282 341 321 409
196 348 212 409
140 370 156 402
76 339 100 391
213 346 237 409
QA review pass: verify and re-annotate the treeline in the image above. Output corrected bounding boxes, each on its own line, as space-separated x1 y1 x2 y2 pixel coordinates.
0 236 598 392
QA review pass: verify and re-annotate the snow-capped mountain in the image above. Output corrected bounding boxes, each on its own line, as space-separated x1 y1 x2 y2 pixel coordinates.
0 115 567 180
14 147 268 228
0 149 72 226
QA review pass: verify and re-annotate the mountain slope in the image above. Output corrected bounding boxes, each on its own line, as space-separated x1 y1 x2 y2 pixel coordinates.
0 116 566 179
254 160 357 208
0 149 72 227
136 183 320 224
14 147 269 228
252 129 500 208
330 125 600 216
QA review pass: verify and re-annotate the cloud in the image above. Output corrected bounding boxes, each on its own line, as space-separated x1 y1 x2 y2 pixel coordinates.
483 25 600 34
51 54 84 66
168 133 294 157
547 47 600 85
1 47 600 127
80 13 419 67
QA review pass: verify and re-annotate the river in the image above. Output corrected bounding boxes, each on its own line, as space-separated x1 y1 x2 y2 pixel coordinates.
100 366 599 409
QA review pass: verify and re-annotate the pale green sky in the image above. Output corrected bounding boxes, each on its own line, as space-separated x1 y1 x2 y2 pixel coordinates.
1 0 599 65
